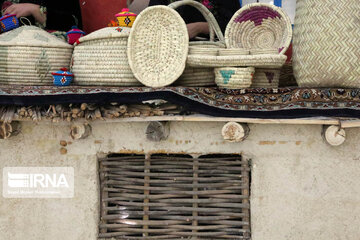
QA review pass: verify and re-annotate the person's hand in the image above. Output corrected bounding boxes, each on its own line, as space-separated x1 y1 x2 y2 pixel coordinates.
187 22 209 39
4 3 39 18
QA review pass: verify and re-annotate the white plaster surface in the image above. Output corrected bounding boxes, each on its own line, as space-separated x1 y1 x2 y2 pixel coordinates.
0 121 359 240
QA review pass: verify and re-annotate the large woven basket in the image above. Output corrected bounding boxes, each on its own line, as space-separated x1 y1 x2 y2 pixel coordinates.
71 27 141 86
225 3 292 55
0 26 73 85
293 0 360 87
168 0 225 87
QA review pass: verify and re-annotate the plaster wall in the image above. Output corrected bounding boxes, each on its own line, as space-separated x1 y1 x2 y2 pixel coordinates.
0 121 359 240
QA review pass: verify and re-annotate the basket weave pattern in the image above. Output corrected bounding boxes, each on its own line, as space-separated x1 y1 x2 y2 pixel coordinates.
168 0 224 87
72 27 140 86
215 67 255 89
252 68 280 88
225 4 292 55
293 0 360 87
127 6 189 88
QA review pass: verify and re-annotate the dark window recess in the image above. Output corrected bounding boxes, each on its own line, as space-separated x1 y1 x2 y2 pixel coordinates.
99 154 251 239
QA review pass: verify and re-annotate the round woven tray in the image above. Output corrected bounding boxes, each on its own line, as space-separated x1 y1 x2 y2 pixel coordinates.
187 54 286 68
225 3 292 55
127 6 188 88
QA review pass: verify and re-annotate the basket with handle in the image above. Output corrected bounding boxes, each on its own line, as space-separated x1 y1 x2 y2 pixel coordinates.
169 0 225 87
293 0 360 87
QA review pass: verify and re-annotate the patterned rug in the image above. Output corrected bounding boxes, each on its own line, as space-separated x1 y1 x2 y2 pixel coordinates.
1 86 360 118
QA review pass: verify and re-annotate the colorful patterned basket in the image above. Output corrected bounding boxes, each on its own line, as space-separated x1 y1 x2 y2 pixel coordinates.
0 26 73 85
0 14 19 33
66 26 86 45
72 27 141 86
115 8 137 28
52 68 74 86
215 67 255 89
252 68 280 88
225 3 292 55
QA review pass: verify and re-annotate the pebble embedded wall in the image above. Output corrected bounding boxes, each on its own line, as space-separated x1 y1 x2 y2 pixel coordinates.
0 121 359 240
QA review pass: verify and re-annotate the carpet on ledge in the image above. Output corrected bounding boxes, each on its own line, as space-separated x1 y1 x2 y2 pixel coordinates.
0 86 359 119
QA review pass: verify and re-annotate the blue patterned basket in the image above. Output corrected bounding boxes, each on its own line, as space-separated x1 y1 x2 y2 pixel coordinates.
52 68 74 86
0 14 19 32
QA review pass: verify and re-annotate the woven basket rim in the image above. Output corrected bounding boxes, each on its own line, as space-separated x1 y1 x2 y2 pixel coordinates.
77 27 131 45
225 3 292 55
187 54 286 68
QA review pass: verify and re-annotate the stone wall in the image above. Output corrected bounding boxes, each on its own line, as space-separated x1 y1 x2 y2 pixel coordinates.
0 121 359 240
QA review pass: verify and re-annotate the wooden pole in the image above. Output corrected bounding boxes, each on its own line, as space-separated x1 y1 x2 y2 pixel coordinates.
70 123 92 140
222 122 250 142
0 121 21 139
146 121 170 142
322 125 346 146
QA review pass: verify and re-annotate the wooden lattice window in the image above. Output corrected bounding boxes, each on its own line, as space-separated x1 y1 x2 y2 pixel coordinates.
99 154 251 239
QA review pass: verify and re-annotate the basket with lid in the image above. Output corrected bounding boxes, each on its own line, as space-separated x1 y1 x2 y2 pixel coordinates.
0 26 73 85
71 26 140 86
115 8 137 28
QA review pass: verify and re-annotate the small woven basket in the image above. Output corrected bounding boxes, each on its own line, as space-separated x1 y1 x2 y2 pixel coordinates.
72 27 141 86
169 0 225 87
252 68 280 88
225 3 292 55
215 67 255 89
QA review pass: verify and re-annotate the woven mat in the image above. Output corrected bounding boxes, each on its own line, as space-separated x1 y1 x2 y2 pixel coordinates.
1 86 360 118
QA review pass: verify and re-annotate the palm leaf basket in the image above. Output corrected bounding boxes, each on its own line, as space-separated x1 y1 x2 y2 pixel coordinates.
225 3 292 55
127 6 189 88
215 67 255 89
0 26 73 85
71 27 142 86
169 0 225 87
293 0 360 87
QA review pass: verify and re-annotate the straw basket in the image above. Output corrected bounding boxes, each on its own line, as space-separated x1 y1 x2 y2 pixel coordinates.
168 0 225 87
71 27 141 86
127 6 189 88
215 67 255 89
293 0 360 87
225 3 292 55
0 26 73 85
252 68 280 88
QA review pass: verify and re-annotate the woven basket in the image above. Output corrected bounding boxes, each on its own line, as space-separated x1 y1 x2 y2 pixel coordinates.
187 54 287 68
169 0 224 87
225 3 292 55
215 67 255 89
293 0 360 87
0 26 73 85
127 6 189 88
252 68 280 88
71 27 141 86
